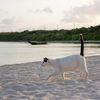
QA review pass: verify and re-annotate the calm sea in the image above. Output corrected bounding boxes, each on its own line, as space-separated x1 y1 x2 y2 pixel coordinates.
0 42 100 65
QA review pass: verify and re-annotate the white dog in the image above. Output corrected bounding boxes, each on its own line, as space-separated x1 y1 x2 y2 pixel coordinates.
41 34 88 81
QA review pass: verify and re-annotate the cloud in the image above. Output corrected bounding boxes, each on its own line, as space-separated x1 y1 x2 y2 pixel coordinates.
27 7 53 13
34 9 41 13
62 0 100 23
42 7 53 13
1 16 19 24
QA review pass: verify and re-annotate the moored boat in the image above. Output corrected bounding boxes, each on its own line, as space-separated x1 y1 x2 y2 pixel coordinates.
28 41 48 45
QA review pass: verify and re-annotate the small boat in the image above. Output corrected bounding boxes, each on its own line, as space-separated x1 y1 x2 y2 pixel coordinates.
28 41 48 45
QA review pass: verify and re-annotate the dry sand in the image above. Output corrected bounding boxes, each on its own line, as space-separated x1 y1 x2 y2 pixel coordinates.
0 56 100 100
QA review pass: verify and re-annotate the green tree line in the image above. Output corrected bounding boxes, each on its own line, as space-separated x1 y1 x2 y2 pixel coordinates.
0 25 100 41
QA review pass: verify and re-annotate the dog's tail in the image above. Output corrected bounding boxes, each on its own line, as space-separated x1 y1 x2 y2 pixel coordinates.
80 34 84 56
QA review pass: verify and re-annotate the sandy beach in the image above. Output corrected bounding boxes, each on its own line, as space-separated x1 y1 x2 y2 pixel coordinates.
0 56 100 100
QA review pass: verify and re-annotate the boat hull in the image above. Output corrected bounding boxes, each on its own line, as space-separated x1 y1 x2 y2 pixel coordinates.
28 41 48 45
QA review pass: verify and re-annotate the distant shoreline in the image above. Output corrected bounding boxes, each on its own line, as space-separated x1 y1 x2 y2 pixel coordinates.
49 40 100 43
1 40 100 43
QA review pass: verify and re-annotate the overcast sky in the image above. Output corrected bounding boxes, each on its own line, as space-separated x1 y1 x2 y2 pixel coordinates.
0 0 100 32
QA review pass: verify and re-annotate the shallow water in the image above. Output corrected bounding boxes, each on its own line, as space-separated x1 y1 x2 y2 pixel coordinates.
0 42 100 65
